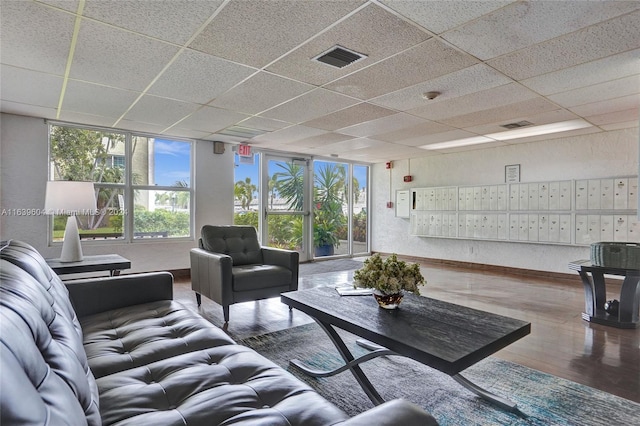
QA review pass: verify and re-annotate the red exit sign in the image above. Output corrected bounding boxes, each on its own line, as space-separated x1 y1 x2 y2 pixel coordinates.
238 144 252 157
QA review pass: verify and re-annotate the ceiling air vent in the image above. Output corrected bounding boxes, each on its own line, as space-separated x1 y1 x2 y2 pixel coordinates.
313 46 366 68
500 120 533 129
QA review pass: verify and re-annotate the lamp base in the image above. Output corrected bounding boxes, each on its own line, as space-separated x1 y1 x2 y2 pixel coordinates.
60 216 84 262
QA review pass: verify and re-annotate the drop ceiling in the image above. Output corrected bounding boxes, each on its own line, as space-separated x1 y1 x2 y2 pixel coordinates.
1 0 639 163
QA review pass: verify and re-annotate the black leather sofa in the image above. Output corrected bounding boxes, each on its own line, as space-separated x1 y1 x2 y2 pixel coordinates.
0 240 438 425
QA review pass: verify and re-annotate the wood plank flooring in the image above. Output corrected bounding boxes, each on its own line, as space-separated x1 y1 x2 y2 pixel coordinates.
173 259 639 404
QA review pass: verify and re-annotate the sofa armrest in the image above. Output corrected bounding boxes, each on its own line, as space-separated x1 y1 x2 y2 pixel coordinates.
65 272 173 318
337 400 438 426
262 247 299 289
190 248 233 305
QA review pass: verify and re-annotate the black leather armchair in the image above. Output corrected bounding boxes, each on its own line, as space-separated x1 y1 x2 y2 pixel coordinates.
190 225 299 322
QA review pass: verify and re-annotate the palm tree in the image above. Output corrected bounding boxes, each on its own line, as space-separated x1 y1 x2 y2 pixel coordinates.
273 162 304 211
234 177 257 210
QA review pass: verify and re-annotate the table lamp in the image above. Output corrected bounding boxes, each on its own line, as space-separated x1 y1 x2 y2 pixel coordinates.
44 181 96 262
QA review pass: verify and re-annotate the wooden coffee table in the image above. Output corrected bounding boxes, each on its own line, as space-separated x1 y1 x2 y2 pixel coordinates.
281 287 530 413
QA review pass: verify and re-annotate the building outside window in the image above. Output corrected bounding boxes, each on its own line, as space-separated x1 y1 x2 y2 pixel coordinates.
48 123 193 242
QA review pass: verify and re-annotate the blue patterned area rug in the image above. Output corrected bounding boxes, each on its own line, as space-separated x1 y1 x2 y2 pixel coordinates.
240 323 639 426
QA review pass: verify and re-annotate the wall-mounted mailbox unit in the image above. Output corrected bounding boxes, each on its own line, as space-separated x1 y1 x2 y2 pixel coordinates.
396 190 410 218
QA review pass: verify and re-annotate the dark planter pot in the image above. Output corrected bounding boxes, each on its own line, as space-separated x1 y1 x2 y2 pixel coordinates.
314 244 335 257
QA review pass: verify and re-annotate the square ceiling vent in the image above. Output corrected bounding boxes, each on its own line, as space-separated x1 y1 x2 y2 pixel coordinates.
313 45 367 68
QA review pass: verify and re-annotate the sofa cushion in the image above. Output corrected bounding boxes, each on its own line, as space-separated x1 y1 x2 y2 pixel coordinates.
81 299 237 378
232 264 292 292
201 225 263 266
97 346 348 426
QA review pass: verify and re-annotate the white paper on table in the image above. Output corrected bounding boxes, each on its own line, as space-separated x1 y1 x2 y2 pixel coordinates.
335 286 373 296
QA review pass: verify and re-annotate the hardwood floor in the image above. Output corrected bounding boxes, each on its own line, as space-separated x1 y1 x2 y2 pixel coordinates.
173 260 639 404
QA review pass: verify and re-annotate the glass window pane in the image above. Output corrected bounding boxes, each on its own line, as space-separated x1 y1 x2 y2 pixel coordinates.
133 189 190 238
314 161 348 257
53 186 126 241
50 125 126 183
132 137 191 187
267 214 302 250
270 159 305 212
353 165 368 254
234 152 260 233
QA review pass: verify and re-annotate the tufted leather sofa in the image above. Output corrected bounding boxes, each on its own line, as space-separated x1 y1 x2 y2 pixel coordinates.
0 240 438 425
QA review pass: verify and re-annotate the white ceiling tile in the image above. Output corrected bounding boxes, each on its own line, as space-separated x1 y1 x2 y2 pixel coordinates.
569 94 640 118
380 0 514 34
487 10 640 80
370 64 513 111
251 125 327 145
466 109 580 135
122 95 200 127
1 101 57 120
408 83 538 121
82 0 224 45
70 19 180 91
521 49 640 96
237 116 291 132
149 49 256 104
164 127 213 140
189 0 366 68
600 120 640 131
57 110 120 128
373 120 455 143
303 103 396 131
63 80 140 118
440 98 561 128
0 1 75 75
443 1 640 60
290 133 354 148
38 1 79 13
586 107 639 126
548 75 640 108
266 3 431 85
325 39 478 100
260 89 359 123
321 137 388 154
337 112 426 137
1 65 63 108
209 71 314 115
397 129 483 147
175 105 249 133
117 119 168 135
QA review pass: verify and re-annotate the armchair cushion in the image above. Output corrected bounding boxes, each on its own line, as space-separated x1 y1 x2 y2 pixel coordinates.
201 225 262 266
233 264 292 292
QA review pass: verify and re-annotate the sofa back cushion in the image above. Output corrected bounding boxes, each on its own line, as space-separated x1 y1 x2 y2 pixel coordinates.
0 246 100 425
200 225 263 266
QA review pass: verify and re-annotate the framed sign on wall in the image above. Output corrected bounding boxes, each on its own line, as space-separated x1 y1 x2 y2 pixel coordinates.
505 164 521 183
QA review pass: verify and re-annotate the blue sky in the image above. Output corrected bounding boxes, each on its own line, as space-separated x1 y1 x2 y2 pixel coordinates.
153 139 191 186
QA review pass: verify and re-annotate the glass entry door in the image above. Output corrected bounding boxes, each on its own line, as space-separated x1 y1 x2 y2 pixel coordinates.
263 155 311 262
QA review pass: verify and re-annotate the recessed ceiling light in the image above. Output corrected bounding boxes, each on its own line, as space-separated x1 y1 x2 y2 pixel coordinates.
420 136 494 150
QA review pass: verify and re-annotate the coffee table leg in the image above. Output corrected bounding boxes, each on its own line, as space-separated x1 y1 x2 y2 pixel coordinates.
453 374 524 415
356 340 524 416
290 319 386 406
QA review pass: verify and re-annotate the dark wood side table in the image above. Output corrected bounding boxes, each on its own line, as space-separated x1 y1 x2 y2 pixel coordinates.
46 254 131 277
569 260 640 329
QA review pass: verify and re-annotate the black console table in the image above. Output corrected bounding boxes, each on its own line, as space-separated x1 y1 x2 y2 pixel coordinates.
46 254 131 277
569 260 640 329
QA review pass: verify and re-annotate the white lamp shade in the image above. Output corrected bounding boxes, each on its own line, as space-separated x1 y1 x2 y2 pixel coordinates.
44 181 96 262
45 181 96 214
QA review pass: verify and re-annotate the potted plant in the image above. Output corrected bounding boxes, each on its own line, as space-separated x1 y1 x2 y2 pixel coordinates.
313 203 343 257
353 253 425 309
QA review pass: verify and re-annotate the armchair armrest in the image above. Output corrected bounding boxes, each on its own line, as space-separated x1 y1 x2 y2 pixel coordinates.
65 272 173 318
190 248 233 305
338 399 438 426
262 247 299 290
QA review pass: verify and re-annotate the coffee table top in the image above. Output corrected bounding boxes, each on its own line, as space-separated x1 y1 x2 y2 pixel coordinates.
281 287 530 375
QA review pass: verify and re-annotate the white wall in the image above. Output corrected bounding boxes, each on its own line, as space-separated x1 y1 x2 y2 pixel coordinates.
0 113 234 273
371 128 639 274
